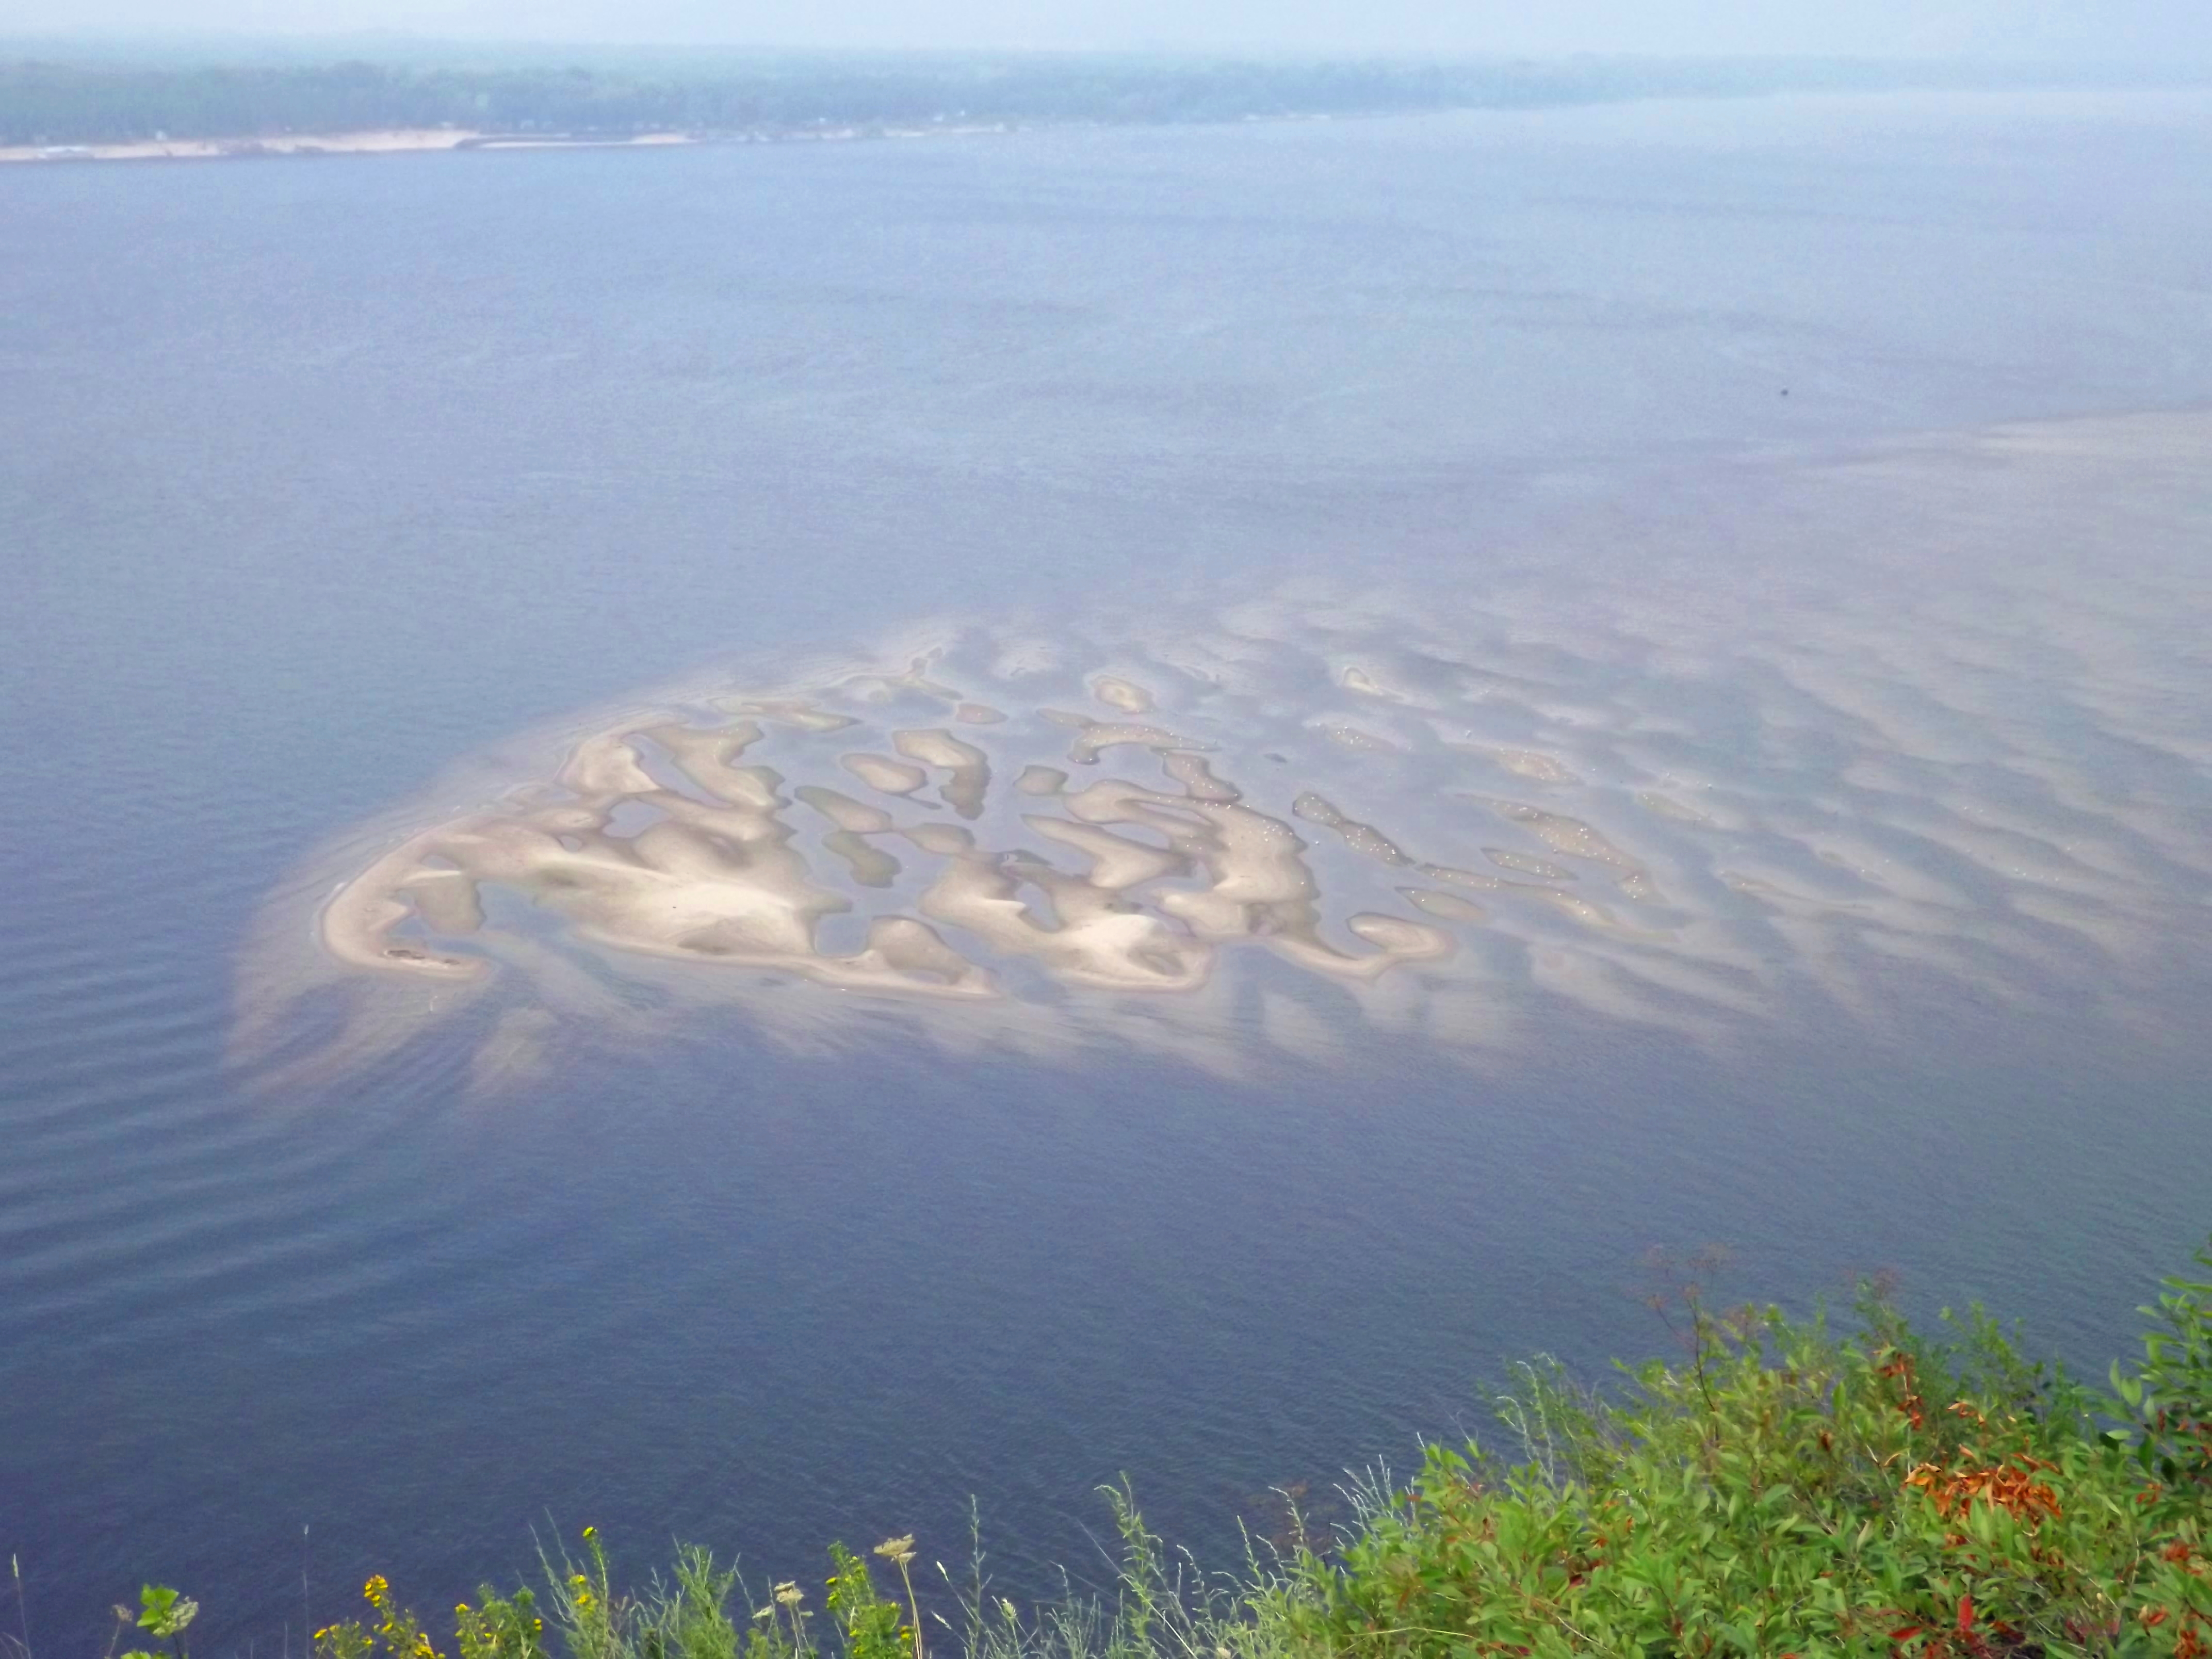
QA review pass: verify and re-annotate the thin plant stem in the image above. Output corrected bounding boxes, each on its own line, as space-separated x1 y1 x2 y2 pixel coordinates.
893 1558 923 1659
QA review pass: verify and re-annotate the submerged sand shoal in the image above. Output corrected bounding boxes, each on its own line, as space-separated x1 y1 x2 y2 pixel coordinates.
233 410 2212 1091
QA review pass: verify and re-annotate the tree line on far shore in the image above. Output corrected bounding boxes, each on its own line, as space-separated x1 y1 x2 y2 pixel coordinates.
0 52 1998 147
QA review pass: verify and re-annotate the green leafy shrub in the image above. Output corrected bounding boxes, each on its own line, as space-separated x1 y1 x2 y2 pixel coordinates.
1279 1241 2212 1654
2110 1244 2212 1517
119 1582 199 1659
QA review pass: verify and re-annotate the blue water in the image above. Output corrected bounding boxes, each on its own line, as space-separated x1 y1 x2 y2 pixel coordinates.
3 88 2210 1649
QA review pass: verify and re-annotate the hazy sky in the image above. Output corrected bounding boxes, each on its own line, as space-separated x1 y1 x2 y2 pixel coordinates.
6 0 2211 58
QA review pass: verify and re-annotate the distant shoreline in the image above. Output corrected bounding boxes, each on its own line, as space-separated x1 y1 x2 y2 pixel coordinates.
11 55 2203 169
18 52 2158 171
0 124 1035 164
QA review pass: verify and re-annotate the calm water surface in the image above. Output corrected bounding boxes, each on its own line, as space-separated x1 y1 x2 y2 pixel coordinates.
3 88 2210 1646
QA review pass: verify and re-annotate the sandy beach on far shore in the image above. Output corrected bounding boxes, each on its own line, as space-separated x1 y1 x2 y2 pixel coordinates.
0 129 700 164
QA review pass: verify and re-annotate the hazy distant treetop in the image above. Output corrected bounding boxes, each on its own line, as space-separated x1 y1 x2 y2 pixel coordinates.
0 50 2185 148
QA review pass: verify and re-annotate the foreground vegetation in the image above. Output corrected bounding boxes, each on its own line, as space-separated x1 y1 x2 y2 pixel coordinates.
54 1241 2212 1657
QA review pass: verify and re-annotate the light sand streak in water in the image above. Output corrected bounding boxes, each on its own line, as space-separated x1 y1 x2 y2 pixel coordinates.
235 412 2212 1088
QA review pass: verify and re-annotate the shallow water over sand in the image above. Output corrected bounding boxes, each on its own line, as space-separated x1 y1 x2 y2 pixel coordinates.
4 88 2211 1649
245 415 2212 1097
